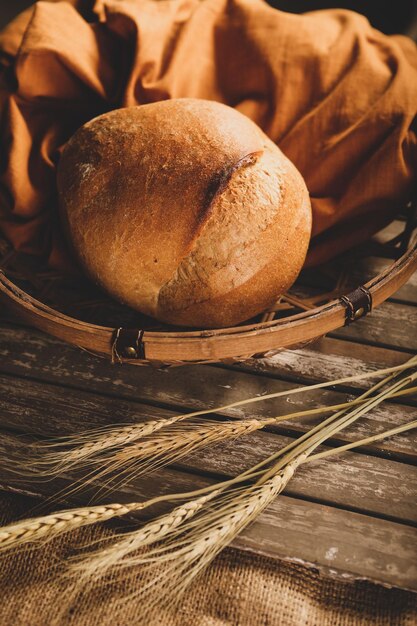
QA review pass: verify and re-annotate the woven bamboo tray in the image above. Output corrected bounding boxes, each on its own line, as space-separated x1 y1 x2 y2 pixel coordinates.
0 206 416 366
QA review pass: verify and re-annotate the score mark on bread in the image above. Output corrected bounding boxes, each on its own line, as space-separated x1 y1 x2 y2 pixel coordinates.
58 99 312 328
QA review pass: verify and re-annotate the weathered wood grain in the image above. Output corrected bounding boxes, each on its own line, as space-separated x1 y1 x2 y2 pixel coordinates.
230 337 414 389
233 497 417 591
1 383 417 525
1 371 416 463
186 435 417 524
0 325 415 414
1 464 416 592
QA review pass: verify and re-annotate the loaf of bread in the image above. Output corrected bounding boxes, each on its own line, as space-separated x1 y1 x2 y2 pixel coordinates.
58 99 311 328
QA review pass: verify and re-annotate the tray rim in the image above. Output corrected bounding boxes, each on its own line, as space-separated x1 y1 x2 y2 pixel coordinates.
0 234 416 365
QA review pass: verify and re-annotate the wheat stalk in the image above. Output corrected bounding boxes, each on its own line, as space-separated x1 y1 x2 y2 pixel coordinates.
51 384 417 496
242 370 417 485
0 360 415 564
27 357 417 481
59 453 306 622
18 378 416 496
308 418 417 462
64 368 417 619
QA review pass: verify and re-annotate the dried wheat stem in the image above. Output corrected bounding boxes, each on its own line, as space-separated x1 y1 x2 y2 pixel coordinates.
233 369 417 485
62 380 417 492
29 381 417 488
37 356 417 468
0 394 414 558
308 419 417 462
1 361 415 555
260 384 417 427
0 442 302 553
175 356 417 421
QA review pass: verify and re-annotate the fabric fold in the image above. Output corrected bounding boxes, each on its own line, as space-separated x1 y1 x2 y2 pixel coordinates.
0 0 416 271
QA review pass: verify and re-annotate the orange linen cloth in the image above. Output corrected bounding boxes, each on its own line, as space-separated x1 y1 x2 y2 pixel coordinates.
0 0 416 270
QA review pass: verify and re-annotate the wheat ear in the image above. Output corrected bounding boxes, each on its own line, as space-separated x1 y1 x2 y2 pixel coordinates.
65 488 221 579
61 453 306 622
28 357 417 478
55 367 417 618
54 383 417 495
20 381 416 495
0 503 142 550
0 469 260 553
0 361 414 556
34 416 180 472
308 419 417 462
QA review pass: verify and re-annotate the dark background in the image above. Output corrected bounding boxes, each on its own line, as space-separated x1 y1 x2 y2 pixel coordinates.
0 0 417 35
271 1 417 35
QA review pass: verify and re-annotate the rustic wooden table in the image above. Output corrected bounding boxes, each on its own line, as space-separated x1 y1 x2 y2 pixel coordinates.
0 236 416 593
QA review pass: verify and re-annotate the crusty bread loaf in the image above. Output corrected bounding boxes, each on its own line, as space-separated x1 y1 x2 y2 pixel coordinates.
57 99 311 328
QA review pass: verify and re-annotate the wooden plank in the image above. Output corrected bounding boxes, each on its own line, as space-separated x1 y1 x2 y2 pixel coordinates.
185 435 417 525
1 463 416 592
1 368 416 462
5 318 416 404
0 327 416 448
0 374 175 436
233 497 417 592
232 337 415 390
1 379 416 525
1 324 416 410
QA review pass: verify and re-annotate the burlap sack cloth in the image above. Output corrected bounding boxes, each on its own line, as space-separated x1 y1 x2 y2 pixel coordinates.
1 491 416 625
0 0 417 269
